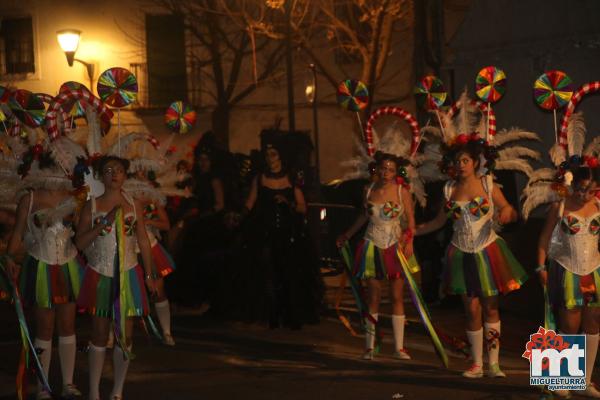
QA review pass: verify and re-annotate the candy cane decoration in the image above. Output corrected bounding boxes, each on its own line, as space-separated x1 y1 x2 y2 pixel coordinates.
559 81 600 149
447 99 497 137
365 106 420 157
36 93 71 131
46 89 113 140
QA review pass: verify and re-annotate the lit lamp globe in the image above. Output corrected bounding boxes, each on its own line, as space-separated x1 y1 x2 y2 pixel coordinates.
56 29 81 66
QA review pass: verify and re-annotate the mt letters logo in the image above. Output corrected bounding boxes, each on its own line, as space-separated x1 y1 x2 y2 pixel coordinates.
523 327 586 391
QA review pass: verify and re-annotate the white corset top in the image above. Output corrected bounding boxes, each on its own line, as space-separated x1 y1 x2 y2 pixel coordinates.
444 176 498 253
363 184 404 249
24 192 77 265
84 196 139 277
549 200 600 276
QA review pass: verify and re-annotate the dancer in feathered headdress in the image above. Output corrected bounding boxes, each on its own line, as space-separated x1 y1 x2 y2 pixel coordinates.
337 106 448 367
527 81 600 398
415 91 539 379
117 133 177 347
5 133 87 399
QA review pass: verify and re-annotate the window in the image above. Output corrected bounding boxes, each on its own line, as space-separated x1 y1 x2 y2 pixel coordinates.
0 16 35 76
145 14 187 107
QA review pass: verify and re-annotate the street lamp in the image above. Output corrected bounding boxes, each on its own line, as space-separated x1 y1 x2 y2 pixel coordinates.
305 63 320 190
56 29 95 91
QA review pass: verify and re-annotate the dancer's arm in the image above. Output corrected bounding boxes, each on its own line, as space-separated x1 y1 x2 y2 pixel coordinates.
492 186 517 224
536 202 561 286
415 206 446 236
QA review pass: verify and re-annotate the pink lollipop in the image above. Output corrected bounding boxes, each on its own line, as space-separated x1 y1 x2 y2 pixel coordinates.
364 107 420 157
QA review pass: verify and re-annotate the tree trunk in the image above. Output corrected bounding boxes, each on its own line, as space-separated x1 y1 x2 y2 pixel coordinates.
211 103 230 149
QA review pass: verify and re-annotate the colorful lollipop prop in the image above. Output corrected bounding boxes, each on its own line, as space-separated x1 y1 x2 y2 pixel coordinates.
414 75 448 149
475 66 505 141
533 70 574 144
165 101 197 134
414 75 447 110
365 106 420 157
162 101 197 156
559 81 600 150
97 68 138 108
475 66 506 104
337 79 369 112
97 67 138 156
8 90 45 128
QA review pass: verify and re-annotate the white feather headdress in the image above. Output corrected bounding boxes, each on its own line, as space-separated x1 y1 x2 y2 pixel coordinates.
521 111 597 219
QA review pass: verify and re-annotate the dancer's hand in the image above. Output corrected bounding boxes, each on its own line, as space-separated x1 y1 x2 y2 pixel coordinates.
336 233 349 248
537 270 548 287
497 206 516 225
5 257 20 282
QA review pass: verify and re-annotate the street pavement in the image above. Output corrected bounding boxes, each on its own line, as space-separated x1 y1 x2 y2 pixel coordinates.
0 272 570 400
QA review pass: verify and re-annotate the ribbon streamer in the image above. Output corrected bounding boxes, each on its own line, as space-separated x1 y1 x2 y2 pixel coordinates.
396 249 449 368
0 262 52 399
113 208 134 360
339 243 382 352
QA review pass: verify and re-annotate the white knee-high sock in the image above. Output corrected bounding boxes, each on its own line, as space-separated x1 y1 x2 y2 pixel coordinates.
466 328 483 367
155 300 172 336
587 333 599 384
34 338 52 393
58 335 76 386
365 313 378 351
88 344 106 400
111 344 131 398
484 321 501 366
392 315 406 351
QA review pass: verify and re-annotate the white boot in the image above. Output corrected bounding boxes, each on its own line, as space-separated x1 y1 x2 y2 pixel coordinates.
484 321 506 378
34 338 52 399
391 315 410 360
88 344 106 400
583 334 600 398
58 335 81 397
362 313 378 360
463 329 483 378
110 344 131 399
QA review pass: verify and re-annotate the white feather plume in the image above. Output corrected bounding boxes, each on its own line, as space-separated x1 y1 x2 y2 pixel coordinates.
549 143 566 166
521 182 560 220
86 108 103 156
497 146 541 161
495 159 534 176
493 128 540 146
567 112 586 157
123 178 166 206
50 136 87 176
